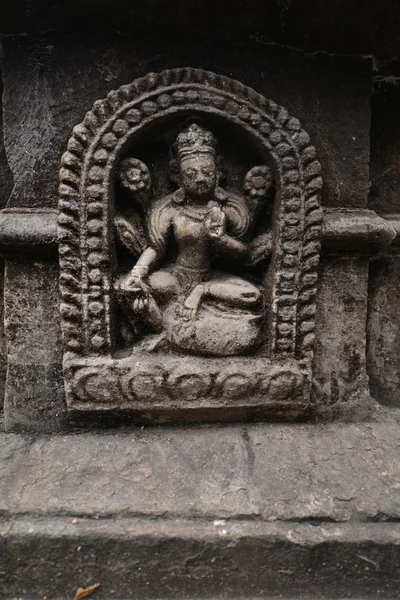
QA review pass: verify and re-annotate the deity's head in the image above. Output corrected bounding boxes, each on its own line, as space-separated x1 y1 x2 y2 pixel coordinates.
175 123 217 199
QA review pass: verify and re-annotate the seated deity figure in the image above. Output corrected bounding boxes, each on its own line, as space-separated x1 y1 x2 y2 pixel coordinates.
117 122 271 356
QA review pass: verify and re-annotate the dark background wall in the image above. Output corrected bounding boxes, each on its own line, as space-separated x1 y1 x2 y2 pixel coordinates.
0 0 400 58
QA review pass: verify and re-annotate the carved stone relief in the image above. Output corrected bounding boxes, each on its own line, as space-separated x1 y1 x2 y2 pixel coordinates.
58 68 322 421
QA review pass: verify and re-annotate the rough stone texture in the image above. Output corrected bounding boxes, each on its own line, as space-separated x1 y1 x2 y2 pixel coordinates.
0 78 13 206
322 209 396 254
0 208 57 251
0 76 13 412
313 257 374 420
367 251 400 408
366 75 400 411
1 423 400 598
3 258 67 432
0 13 399 598
1 37 371 210
0 36 373 432
369 78 400 215
0 263 5 413
1 423 400 521
56 67 323 422
2 518 400 599
1 206 397 252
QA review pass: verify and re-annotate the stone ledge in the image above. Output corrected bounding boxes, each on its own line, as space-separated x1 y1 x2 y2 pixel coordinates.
1 516 400 598
322 208 397 253
0 208 58 252
1 422 400 522
0 208 397 254
64 355 308 420
382 213 400 247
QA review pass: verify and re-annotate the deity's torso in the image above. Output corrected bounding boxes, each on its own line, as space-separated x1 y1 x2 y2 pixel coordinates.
148 189 250 272
171 203 213 270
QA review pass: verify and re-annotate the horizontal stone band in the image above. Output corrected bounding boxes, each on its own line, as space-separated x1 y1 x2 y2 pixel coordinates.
0 207 397 254
322 208 397 253
0 208 58 251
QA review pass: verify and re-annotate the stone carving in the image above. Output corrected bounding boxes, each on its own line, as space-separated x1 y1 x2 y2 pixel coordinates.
65 355 306 414
115 122 272 356
58 68 322 420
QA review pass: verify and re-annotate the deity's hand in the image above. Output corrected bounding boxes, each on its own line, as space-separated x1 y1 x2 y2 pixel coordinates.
182 284 206 321
248 233 273 266
205 206 226 239
120 265 148 291
119 265 150 313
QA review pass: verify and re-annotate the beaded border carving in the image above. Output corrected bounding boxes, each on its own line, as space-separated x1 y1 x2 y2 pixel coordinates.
58 67 322 363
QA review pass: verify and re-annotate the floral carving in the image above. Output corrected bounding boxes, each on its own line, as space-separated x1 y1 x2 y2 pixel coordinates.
119 158 151 195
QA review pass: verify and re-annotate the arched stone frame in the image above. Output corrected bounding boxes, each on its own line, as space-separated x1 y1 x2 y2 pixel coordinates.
58 68 322 419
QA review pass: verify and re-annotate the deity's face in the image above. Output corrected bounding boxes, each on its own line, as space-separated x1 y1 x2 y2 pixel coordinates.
179 153 216 199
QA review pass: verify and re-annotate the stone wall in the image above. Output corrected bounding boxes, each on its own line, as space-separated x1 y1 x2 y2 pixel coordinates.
0 34 398 430
1 4 400 599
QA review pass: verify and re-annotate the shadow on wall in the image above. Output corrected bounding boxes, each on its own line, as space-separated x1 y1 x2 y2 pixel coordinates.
0 73 14 412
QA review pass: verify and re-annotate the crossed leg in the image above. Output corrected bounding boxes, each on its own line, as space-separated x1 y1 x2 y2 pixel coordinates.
183 274 261 320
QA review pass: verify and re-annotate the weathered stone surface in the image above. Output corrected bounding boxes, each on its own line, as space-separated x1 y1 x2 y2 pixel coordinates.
1 423 400 597
1 37 371 210
313 257 374 420
0 208 57 251
3 258 67 432
0 78 13 206
1 0 400 59
0 38 373 432
3 207 398 253
55 67 323 423
367 251 400 408
0 263 5 413
0 5 399 600
322 209 396 254
1 423 400 521
388 215 400 245
366 75 400 411
370 78 400 215
0 76 13 412
2 517 400 599
65 356 309 421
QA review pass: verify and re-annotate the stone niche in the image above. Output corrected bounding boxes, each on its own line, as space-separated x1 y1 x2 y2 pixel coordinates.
0 36 398 433
58 68 322 423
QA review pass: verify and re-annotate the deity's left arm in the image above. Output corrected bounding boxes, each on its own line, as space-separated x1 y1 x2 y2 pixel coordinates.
214 234 249 261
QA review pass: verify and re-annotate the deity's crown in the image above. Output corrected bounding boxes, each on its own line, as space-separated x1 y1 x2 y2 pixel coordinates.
175 123 216 159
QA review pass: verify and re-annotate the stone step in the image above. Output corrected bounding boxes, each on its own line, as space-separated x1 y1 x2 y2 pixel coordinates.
1 421 400 598
1 516 400 599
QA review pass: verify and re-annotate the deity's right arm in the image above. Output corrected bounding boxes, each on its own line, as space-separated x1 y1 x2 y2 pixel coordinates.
132 247 158 277
131 196 173 276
